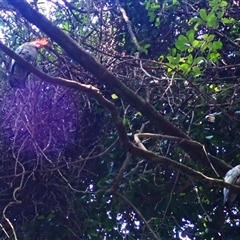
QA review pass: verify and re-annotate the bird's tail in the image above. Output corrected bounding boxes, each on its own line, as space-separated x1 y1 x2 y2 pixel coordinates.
9 75 26 88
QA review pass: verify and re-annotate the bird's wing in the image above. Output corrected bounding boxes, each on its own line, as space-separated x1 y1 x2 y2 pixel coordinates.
9 45 25 73
223 166 240 205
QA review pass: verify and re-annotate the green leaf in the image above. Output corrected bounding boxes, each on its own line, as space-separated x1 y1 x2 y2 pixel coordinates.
175 35 189 50
214 86 221 92
220 1 228 7
205 34 215 42
192 66 201 76
111 94 118 99
217 10 224 19
195 19 204 29
144 43 151 49
207 12 218 28
178 35 189 44
200 42 208 52
155 17 161 27
186 29 195 43
193 57 204 65
150 3 160 10
149 12 155 22
212 41 223 50
222 17 234 24
139 46 148 54
158 55 164 61
135 112 142 117
179 192 186 196
179 63 190 73
187 47 194 53
172 0 179 5
208 52 220 61
209 0 214 7
62 21 70 31
167 54 181 65
171 48 177 56
199 9 208 21
187 54 193 64
145 1 150 10
192 39 201 47
167 63 176 72
123 117 128 125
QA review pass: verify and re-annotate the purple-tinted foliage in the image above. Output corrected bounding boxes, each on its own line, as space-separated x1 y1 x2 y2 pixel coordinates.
1 76 78 160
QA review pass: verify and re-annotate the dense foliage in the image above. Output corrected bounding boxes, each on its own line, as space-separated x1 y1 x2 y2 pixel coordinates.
0 0 240 239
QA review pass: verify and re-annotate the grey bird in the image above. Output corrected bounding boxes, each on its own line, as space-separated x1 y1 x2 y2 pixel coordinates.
9 38 48 88
223 165 240 207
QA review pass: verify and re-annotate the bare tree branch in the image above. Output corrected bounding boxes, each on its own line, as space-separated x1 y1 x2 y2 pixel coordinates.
3 0 231 176
0 39 236 192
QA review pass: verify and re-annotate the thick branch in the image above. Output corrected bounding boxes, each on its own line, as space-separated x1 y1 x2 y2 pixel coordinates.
128 144 240 192
0 41 235 192
5 0 230 175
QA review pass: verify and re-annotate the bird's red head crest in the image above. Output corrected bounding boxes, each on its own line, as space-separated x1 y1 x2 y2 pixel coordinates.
30 37 49 48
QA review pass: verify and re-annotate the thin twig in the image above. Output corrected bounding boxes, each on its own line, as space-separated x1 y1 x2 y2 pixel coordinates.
113 191 161 240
